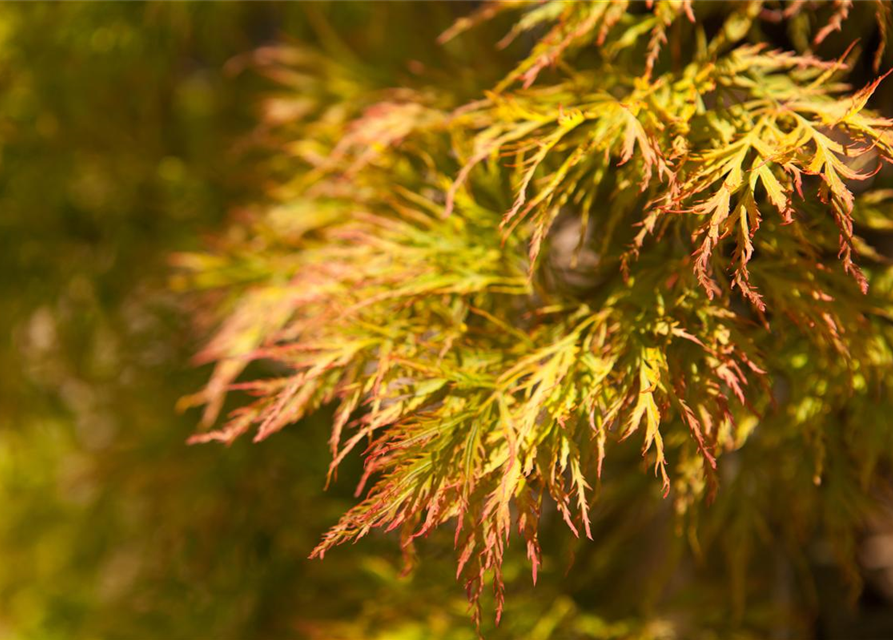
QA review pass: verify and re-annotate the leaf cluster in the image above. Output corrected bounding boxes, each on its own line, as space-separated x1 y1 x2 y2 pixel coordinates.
182 1 893 630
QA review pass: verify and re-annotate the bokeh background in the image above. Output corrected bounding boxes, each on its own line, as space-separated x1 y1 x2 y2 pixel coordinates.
3 3 893 639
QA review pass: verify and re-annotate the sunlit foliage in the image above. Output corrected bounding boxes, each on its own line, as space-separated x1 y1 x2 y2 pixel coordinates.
181 1 893 634
5 2 893 639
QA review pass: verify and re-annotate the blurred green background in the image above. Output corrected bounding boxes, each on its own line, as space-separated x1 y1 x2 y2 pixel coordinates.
3 3 893 640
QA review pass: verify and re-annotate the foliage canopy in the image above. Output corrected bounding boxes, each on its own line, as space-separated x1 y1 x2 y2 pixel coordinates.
181 1 893 635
